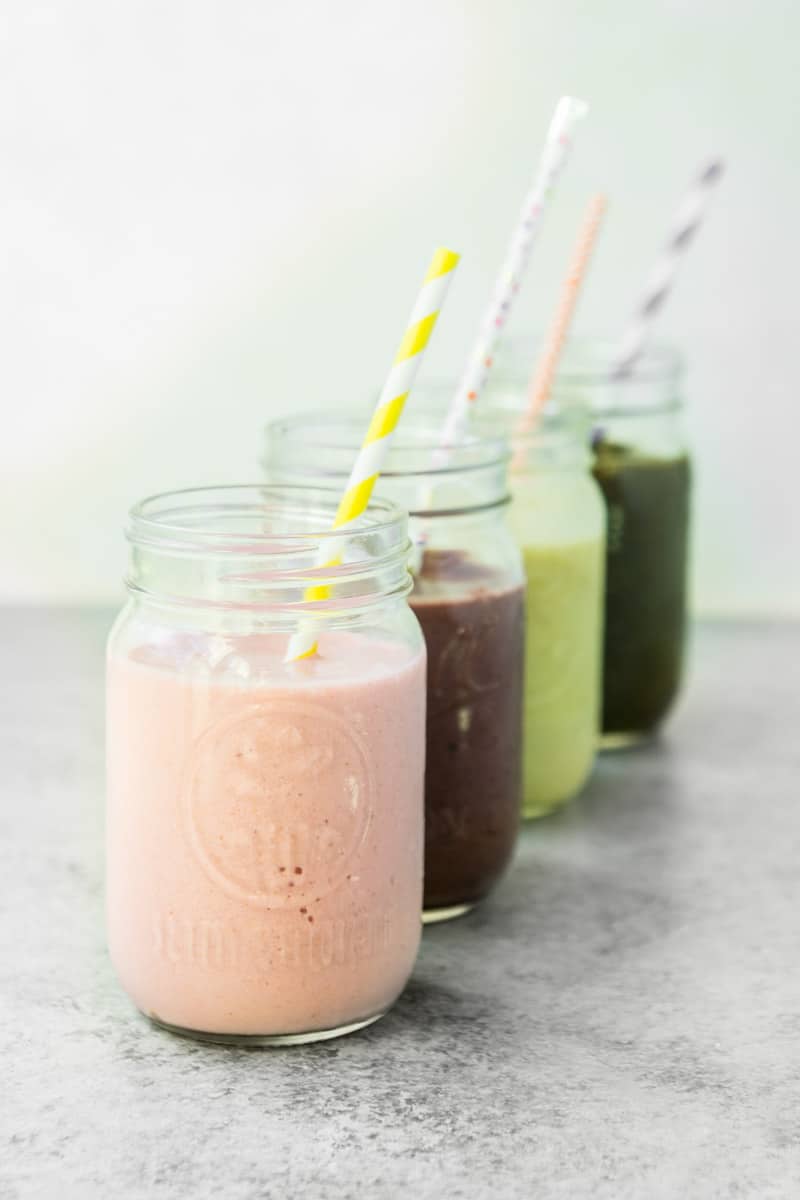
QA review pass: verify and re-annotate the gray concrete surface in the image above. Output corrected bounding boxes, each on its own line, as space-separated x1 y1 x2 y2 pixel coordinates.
2 609 799 1199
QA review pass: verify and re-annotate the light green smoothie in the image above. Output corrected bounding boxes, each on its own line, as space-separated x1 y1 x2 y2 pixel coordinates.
505 453 605 819
520 537 604 816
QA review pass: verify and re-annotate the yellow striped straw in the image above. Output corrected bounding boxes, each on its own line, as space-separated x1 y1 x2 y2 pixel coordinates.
285 246 460 661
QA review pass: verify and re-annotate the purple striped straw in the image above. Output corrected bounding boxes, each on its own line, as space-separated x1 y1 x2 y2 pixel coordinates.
610 158 725 380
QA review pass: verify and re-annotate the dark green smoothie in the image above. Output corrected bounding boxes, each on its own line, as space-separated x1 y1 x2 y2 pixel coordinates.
592 440 691 742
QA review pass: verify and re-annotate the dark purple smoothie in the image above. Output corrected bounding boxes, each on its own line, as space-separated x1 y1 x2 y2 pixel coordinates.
410 550 524 915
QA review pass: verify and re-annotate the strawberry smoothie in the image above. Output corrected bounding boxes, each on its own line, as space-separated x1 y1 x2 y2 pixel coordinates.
106 629 426 1042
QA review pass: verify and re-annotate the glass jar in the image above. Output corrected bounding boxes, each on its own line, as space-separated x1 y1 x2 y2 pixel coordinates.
106 485 426 1045
490 338 691 748
265 418 525 923
476 405 605 818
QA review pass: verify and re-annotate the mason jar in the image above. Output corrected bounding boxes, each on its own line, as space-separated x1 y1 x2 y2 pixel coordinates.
106 485 426 1045
476 405 605 818
265 418 525 923
489 338 691 748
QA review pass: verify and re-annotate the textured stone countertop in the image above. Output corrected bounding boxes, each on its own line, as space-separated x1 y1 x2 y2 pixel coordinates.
3 610 800 1199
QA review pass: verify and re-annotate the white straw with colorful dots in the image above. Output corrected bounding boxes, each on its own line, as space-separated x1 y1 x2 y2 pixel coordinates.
438 96 588 444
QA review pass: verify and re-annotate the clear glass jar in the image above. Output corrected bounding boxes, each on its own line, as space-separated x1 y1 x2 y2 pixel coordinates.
265 418 525 923
490 338 691 748
476 405 605 818
106 485 426 1046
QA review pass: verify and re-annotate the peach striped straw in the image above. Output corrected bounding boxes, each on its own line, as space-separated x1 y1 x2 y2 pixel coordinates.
286 246 460 662
513 193 606 458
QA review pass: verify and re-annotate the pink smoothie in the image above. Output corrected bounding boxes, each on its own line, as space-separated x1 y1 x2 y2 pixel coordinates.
106 630 426 1038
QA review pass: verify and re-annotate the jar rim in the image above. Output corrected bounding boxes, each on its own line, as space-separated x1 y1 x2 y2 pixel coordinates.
491 335 684 387
265 413 510 480
125 484 413 614
128 483 408 555
474 400 589 439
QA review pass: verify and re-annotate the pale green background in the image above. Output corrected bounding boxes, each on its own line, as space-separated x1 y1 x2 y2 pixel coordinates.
2 0 796 613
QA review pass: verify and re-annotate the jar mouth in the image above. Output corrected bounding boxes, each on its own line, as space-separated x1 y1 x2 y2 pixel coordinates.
126 485 413 614
265 414 511 518
489 336 684 387
468 403 591 472
129 484 407 555
265 414 510 481
467 337 683 423
474 400 588 439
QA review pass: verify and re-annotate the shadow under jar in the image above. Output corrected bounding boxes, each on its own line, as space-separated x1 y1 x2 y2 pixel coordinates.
265 418 525 923
106 486 426 1045
489 339 691 749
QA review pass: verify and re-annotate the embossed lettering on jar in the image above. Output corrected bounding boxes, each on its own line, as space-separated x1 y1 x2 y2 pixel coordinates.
106 486 426 1045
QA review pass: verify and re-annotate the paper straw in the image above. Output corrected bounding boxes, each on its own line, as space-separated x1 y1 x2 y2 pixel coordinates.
285 246 460 662
516 193 607 442
438 95 588 445
610 158 724 379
